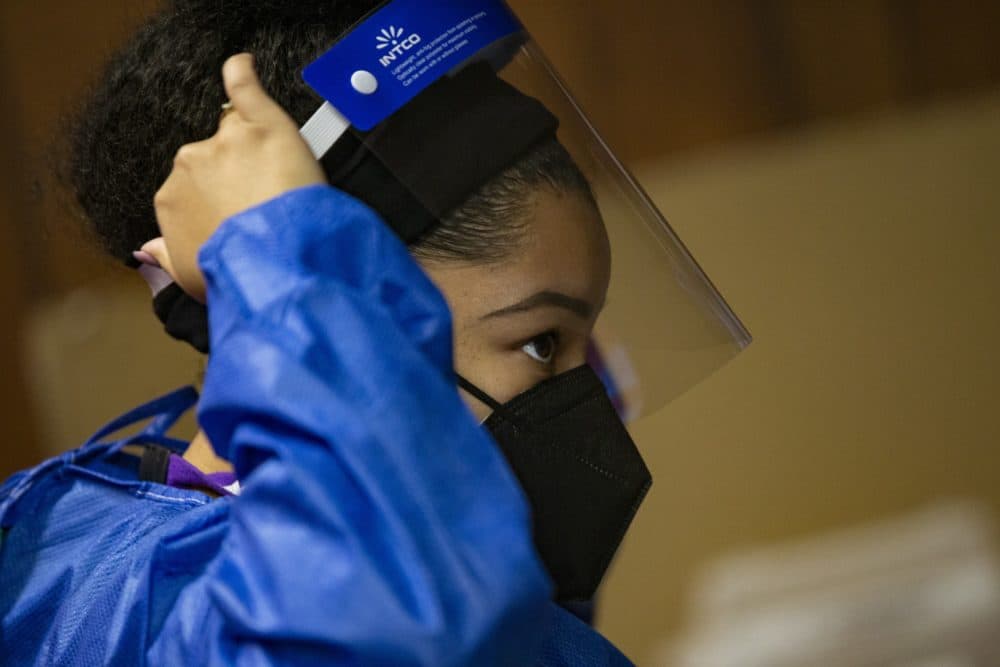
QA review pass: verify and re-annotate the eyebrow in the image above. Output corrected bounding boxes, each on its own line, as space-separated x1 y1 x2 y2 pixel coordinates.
480 290 594 321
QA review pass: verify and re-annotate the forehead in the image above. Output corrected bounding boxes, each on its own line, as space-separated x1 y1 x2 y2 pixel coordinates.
425 188 611 320
511 189 610 292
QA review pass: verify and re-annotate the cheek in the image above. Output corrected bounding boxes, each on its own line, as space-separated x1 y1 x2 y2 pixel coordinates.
452 326 540 414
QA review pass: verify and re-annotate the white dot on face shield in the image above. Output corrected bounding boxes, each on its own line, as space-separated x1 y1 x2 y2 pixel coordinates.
351 70 378 95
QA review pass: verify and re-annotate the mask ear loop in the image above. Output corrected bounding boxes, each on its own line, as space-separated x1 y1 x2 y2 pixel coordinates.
455 375 527 432
455 374 503 411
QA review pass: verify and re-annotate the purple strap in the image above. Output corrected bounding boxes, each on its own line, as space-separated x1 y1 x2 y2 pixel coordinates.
165 454 240 497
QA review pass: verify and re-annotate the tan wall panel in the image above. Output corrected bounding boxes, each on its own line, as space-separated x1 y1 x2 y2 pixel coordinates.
596 91 1000 662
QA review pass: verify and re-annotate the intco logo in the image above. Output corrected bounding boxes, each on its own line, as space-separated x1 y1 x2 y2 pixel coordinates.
376 26 421 67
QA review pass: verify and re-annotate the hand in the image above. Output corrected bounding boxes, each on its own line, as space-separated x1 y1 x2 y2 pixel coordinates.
142 53 326 302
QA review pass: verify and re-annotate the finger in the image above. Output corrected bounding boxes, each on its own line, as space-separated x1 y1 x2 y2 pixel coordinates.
132 249 161 269
222 53 287 125
140 238 179 284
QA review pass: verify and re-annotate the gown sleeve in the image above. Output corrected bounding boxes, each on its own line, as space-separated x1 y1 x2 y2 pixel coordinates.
145 184 553 666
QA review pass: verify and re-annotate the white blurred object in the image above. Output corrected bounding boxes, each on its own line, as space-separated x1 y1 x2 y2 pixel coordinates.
660 501 1000 666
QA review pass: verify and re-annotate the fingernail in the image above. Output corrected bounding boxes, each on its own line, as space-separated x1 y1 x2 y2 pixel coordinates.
137 264 173 297
133 249 160 268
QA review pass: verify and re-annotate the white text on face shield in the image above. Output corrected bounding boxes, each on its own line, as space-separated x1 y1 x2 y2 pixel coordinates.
378 34 423 68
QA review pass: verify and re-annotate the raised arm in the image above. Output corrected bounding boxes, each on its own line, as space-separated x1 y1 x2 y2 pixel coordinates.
143 54 551 665
148 184 551 665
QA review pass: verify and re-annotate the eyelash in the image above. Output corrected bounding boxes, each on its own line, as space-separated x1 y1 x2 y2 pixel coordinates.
521 330 560 365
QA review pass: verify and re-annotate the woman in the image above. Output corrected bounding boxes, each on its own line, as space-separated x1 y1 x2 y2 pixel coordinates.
1 1 650 664
1 1 749 664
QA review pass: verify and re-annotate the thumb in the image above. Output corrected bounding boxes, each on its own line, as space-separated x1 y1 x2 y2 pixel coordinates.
222 53 287 125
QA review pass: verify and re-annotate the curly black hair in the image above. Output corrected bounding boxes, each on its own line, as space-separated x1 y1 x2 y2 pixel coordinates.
66 0 594 266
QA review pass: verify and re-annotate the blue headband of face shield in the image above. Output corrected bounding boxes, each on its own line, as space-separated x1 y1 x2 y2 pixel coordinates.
152 0 751 425
149 0 561 352
298 0 559 243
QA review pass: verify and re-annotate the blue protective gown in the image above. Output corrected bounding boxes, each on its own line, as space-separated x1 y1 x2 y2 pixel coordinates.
0 185 634 666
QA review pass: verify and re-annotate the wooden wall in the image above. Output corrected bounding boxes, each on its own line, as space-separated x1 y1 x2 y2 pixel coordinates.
512 0 1000 160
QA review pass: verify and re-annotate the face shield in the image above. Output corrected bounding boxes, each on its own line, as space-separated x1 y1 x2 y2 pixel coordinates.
298 0 750 421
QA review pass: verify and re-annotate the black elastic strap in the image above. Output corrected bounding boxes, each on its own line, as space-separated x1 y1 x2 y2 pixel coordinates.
456 374 529 432
153 283 210 354
456 374 503 412
324 61 559 243
138 444 172 484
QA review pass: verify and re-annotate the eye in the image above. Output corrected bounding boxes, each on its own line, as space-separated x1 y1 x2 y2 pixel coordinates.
521 331 559 365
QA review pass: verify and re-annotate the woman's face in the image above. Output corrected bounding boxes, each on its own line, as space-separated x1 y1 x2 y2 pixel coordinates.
419 188 611 421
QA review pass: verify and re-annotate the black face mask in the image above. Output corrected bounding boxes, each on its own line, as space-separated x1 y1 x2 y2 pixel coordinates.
458 365 652 603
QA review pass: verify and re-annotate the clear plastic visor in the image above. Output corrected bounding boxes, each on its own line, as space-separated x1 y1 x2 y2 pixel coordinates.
305 21 750 420
505 39 750 419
